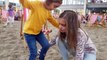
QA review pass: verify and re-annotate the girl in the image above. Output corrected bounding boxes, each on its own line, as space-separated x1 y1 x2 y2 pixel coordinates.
0 8 2 23
1 8 8 26
7 4 15 27
19 0 62 60
56 10 97 60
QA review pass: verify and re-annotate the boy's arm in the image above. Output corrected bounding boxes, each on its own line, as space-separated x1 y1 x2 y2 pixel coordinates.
48 13 59 28
19 0 37 10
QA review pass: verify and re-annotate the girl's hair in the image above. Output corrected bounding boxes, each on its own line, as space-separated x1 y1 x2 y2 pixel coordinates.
59 10 80 50
46 0 62 5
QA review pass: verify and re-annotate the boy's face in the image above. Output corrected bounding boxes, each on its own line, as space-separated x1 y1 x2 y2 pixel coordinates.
45 3 61 10
58 18 67 33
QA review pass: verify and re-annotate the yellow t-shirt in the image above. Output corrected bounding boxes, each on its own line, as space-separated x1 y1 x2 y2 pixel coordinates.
20 0 59 35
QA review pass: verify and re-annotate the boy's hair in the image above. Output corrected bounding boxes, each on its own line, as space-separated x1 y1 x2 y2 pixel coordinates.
59 10 80 50
8 4 12 8
46 0 62 5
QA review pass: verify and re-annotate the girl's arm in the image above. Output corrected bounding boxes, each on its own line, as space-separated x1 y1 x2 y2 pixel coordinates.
75 31 87 60
49 35 58 46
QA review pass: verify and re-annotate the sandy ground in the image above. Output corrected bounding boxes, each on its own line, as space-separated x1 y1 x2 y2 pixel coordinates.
0 21 107 60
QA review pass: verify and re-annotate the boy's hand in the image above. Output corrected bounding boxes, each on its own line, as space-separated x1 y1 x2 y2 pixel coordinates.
42 29 52 35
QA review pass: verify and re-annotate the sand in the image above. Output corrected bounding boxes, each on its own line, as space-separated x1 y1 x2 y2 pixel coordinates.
0 21 107 60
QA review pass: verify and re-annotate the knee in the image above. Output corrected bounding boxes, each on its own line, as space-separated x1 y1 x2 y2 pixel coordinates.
30 53 37 57
43 43 50 49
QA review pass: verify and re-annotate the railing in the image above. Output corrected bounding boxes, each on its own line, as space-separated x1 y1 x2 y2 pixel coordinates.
58 2 107 10
58 4 84 10
87 2 107 8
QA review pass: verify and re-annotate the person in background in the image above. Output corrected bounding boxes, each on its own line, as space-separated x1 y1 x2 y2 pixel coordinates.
7 4 15 27
0 8 2 23
1 6 8 26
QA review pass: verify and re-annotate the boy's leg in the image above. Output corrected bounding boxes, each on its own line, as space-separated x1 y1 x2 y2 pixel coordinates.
36 32 50 60
56 39 69 60
37 36 56 56
24 34 37 60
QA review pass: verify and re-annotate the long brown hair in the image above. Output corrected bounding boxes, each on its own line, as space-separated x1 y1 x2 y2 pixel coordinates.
59 10 80 50
46 0 62 5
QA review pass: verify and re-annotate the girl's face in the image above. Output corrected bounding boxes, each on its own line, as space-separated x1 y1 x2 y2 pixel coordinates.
59 18 67 33
45 3 61 10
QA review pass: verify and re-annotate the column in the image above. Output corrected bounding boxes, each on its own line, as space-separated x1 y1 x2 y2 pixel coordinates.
83 0 87 15
5 0 9 10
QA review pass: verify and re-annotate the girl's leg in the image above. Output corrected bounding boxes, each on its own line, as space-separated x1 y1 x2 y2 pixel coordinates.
11 17 14 24
24 34 37 60
4 21 7 26
9 17 14 27
84 53 96 60
36 32 50 60
4 18 8 26
56 39 69 60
